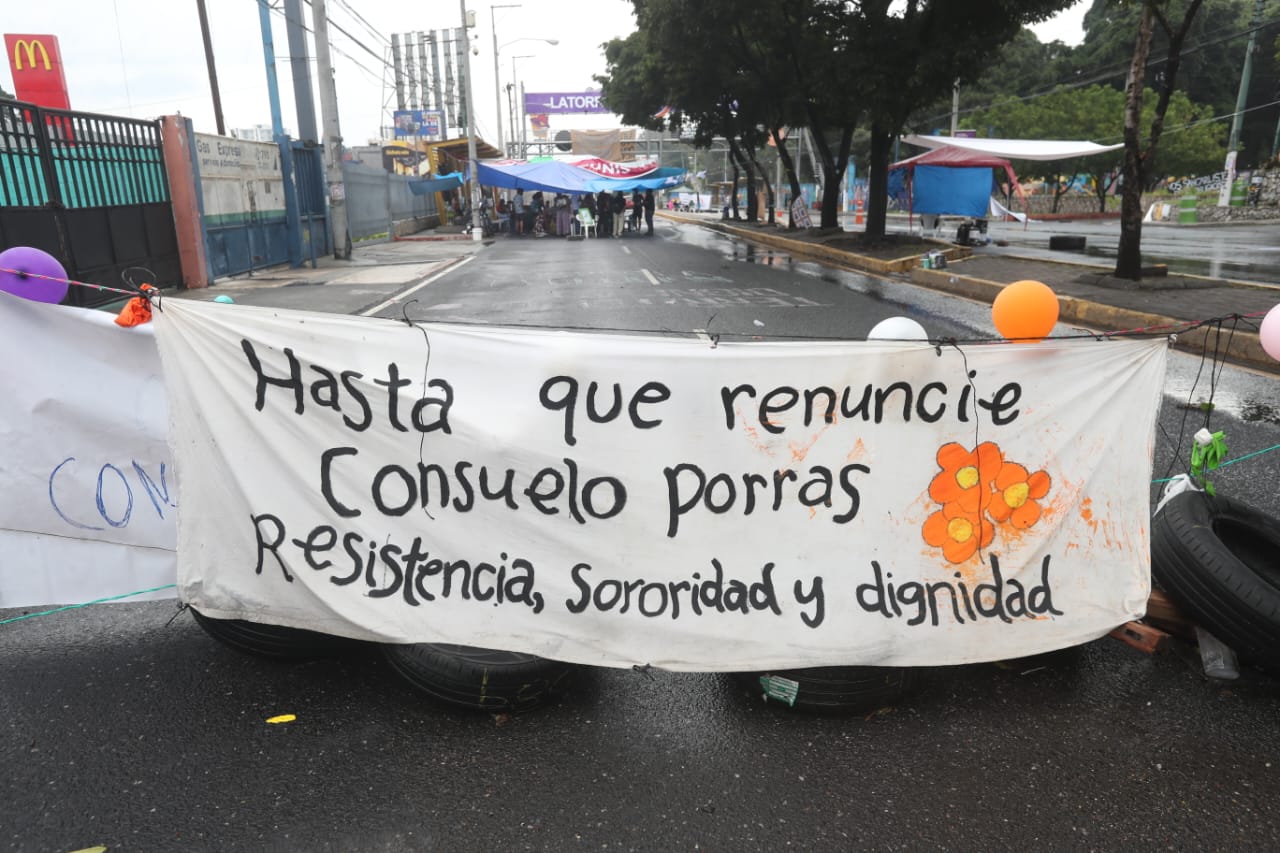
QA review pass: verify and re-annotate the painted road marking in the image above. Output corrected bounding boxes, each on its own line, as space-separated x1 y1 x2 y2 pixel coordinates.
359 255 476 317
641 268 659 286
621 246 632 255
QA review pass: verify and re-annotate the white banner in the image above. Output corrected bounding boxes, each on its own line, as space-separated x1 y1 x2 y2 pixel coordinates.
153 300 1168 670
0 295 177 608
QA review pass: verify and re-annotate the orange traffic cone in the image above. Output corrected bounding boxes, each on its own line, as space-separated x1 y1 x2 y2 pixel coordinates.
854 197 865 226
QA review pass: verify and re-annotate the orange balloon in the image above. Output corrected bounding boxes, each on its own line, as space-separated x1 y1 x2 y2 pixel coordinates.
992 279 1059 342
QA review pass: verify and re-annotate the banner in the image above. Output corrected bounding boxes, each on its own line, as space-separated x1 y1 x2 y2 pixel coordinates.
0 295 176 607
392 110 443 139
153 300 1167 671
523 91 610 115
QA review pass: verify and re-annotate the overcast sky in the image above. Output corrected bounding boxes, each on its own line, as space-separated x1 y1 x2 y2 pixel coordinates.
3 1 1089 147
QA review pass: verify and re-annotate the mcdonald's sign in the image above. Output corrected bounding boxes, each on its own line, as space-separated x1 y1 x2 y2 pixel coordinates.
5 34 72 110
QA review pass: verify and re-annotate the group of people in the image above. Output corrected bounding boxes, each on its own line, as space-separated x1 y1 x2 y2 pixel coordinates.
501 188 657 238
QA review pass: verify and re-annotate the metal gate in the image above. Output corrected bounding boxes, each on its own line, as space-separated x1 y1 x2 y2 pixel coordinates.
0 99 179 307
289 141 330 263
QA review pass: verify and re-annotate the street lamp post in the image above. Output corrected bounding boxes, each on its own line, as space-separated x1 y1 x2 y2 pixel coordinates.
501 38 557 159
511 54 533 159
490 4 521 154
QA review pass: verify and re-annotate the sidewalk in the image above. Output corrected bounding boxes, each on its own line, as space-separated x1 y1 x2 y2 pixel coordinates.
672 213 1279 375
173 237 483 316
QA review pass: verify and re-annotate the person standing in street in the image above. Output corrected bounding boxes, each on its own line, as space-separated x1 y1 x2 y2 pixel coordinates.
612 191 626 237
643 189 656 235
513 189 525 236
597 191 612 237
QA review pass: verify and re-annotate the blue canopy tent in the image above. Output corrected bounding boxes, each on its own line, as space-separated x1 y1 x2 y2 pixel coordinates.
888 145 1028 224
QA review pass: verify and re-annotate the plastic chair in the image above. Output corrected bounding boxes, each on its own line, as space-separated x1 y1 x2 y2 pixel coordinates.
576 208 598 238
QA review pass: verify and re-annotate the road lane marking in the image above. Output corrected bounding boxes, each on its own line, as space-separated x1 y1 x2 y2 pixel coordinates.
641 268 659 286
621 246 632 255
359 255 476 317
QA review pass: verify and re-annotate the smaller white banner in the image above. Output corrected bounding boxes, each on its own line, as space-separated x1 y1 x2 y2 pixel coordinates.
0 295 176 607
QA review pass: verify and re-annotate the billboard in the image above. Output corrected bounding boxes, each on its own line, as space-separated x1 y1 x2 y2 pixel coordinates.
392 109 443 138
4 33 71 109
523 91 610 115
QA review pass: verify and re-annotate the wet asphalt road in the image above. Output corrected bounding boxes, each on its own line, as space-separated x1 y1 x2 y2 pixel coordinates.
4 221 1279 851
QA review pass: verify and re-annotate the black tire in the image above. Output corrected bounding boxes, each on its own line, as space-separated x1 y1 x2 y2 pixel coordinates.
1048 234 1086 251
381 643 575 712
190 607 360 660
734 666 918 714
1152 491 1280 671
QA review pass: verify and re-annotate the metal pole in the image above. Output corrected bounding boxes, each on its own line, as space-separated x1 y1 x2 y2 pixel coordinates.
520 81 527 158
460 0 483 242
391 34 406 111
195 0 226 135
256 0 285 138
1226 0 1264 155
284 0 317 143
311 0 350 258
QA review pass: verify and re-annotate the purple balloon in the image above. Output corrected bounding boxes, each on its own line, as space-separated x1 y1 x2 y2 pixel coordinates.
0 246 69 304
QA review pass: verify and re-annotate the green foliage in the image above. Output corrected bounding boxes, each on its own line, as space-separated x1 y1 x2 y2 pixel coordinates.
1145 88 1226 182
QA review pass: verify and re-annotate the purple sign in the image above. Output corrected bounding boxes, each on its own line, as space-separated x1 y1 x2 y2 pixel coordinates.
523 91 611 115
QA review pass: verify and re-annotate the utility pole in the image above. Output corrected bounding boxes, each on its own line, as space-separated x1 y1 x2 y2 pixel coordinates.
950 78 960 136
1227 0 1264 154
459 1 482 242
311 0 350 258
1220 0 1264 207
195 0 226 135
283 0 317 144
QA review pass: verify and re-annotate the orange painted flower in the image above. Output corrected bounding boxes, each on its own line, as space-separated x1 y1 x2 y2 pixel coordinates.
923 502 995 563
988 463 1051 529
928 442 1004 514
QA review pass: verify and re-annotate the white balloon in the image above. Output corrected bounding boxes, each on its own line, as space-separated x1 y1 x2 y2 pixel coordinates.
867 316 928 341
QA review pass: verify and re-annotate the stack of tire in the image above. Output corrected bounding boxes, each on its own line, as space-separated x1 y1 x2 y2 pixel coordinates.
190 609 575 712
1151 490 1280 673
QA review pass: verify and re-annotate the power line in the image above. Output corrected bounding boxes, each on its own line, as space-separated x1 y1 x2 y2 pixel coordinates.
331 0 388 45
923 17 1280 127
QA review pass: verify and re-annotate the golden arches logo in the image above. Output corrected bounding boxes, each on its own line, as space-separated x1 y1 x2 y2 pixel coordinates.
12 39 52 72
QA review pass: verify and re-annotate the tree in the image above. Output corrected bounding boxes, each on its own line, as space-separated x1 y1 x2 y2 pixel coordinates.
857 1 1078 240
1116 0 1206 280
598 2 804 224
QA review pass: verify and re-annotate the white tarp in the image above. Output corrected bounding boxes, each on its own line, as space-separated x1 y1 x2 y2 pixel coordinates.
0 295 177 608
903 135 1124 161
152 300 1168 671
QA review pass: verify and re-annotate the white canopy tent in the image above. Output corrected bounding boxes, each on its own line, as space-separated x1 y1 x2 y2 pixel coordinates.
901 135 1124 161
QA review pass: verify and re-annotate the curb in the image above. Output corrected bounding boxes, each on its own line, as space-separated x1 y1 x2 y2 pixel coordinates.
660 212 1275 375
667 214 969 274
911 267 1273 375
